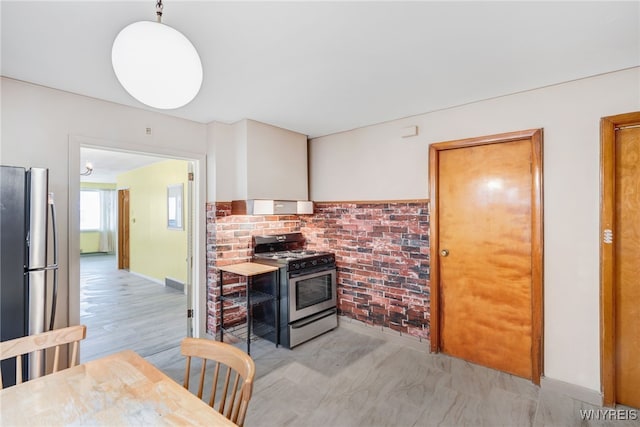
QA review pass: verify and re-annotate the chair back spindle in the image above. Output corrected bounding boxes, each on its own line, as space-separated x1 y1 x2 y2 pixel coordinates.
0 325 87 389
181 338 255 426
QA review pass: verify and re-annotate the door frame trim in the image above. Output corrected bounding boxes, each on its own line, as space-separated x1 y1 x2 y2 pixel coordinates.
69 134 208 339
600 111 640 406
428 128 544 384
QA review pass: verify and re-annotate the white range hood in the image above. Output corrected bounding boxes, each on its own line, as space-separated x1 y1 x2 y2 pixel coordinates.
211 119 314 215
231 199 313 215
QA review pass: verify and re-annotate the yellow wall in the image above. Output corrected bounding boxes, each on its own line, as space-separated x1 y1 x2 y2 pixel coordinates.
80 232 101 253
80 182 116 254
117 160 189 284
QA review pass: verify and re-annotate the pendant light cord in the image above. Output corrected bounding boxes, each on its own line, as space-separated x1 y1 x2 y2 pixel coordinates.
156 0 163 23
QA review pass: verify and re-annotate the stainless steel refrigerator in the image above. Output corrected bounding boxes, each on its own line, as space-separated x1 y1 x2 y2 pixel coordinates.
0 166 58 387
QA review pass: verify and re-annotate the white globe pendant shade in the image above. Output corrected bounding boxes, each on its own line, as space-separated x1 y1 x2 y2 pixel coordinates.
112 21 203 109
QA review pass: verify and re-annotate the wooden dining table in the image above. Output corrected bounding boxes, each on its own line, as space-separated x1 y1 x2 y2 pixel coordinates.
0 349 236 426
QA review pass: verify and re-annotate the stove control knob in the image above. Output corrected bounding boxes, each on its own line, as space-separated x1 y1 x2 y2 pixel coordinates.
322 258 329 263
293 263 300 270
300 262 307 269
312 259 318 266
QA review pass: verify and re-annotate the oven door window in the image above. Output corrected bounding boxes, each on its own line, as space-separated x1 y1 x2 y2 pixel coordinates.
296 274 332 310
289 269 336 321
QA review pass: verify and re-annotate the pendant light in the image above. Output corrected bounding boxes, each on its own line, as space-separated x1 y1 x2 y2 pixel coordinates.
111 0 203 109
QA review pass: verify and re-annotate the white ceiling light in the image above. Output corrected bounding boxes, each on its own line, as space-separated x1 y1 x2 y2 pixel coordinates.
111 0 203 110
80 162 93 176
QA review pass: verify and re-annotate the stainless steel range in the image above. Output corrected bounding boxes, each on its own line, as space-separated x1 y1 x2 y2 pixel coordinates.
252 232 337 348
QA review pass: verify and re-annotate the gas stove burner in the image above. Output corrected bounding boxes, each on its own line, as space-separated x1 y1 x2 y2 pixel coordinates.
254 249 327 260
293 250 317 256
255 252 292 260
253 232 335 271
286 250 323 257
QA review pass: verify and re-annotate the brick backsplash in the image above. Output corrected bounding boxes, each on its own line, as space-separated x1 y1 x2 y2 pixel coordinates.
301 201 430 339
205 201 430 340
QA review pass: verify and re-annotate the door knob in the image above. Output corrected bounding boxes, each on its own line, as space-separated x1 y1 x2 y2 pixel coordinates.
440 249 449 257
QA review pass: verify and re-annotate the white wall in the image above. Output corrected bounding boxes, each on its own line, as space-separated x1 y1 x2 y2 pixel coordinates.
246 119 308 200
309 67 640 393
0 77 208 336
207 121 234 202
208 118 308 201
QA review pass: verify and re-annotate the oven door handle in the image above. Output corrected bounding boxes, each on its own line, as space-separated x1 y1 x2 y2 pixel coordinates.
289 265 336 278
291 308 337 329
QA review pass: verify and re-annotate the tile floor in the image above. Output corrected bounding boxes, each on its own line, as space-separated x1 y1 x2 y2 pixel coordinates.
148 321 639 427
81 255 639 427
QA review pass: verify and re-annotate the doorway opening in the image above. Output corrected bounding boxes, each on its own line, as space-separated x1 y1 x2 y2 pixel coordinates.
77 146 196 363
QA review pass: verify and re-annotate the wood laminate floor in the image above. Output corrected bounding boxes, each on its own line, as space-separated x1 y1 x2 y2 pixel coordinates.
80 254 186 363
80 254 639 427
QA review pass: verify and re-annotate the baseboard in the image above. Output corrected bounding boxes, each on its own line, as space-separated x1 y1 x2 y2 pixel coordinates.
338 316 430 353
541 376 603 407
165 277 185 292
129 271 163 286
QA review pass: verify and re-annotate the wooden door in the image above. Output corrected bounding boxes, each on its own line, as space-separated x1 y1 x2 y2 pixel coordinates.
117 189 130 270
601 112 640 408
429 129 543 383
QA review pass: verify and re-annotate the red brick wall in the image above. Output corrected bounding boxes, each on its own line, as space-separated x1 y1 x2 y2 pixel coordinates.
301 201 430 339
206 202 301 333
206 201 430 340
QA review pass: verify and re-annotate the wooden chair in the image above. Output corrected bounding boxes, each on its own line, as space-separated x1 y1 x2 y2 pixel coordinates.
0 324 87 389
181 337 256 427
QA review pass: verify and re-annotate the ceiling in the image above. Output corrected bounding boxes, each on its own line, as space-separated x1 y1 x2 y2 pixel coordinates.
1 1 638 138
80 147 169 183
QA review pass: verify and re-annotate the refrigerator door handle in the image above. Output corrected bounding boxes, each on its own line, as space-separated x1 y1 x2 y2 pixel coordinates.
47 193 58 331
27 168 48 270
48 270 58 331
